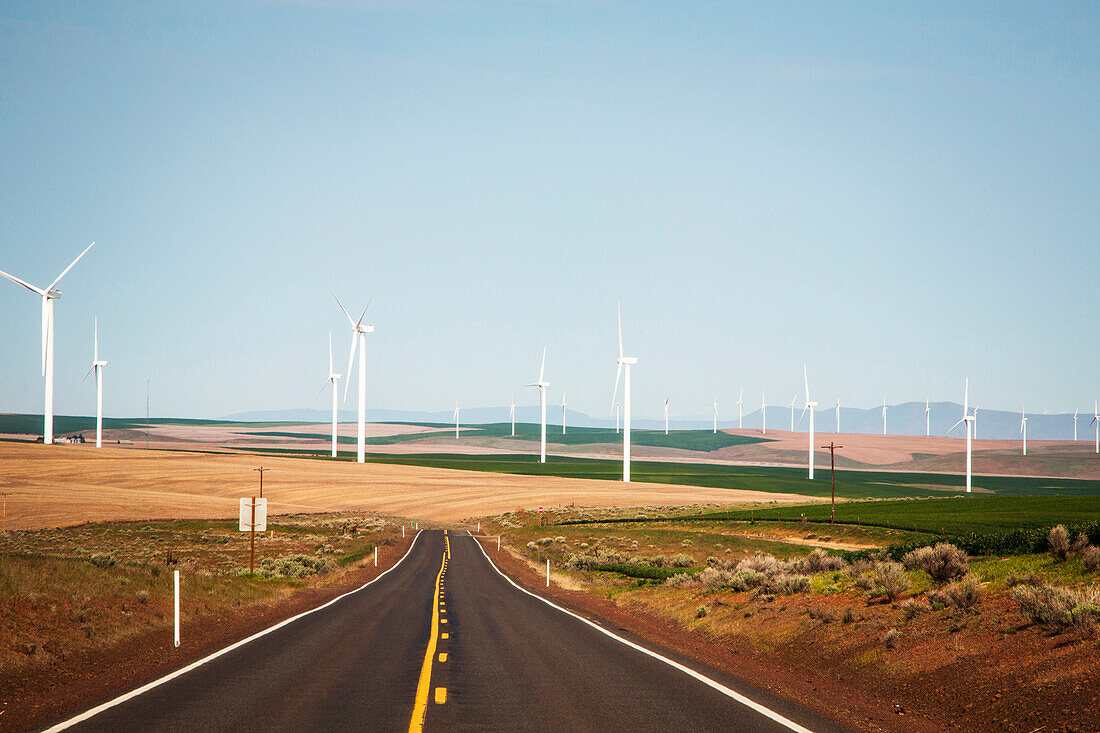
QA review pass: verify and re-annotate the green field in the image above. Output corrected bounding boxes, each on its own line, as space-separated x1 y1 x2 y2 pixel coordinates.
718 495 1100 535
0 413 301 434
246 422 769 452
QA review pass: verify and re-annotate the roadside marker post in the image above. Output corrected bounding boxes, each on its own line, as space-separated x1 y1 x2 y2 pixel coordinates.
374 546 378 567
546 558 550 587
477 522 480 533
497 535 500 551
402 525 405 538
173 570 180 648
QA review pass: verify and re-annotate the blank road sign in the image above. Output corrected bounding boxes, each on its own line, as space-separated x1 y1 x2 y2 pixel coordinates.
239 498 268 532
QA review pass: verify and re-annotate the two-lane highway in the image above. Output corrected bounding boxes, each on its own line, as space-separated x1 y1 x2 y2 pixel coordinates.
48 530 849 732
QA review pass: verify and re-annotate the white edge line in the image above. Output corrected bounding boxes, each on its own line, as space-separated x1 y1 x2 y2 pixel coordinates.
468 531 816 733
42 530 425 733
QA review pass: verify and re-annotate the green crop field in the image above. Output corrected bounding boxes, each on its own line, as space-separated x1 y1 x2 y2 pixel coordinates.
717 495 1100 535
0 413 302 435
244 422 769 452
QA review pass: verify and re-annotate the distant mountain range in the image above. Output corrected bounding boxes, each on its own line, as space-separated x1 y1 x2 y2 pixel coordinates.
222 403 1097 441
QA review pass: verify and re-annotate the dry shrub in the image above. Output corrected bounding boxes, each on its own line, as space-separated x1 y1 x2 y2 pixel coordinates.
1013 583 1100 634
899 598 927 620
874 561 910 601
902 543 969 584
798 548 848 574
1006 572 1042 588
1048 525 1070 561
771 574 811 595
1083 546 1100 573
1070 533 1089 556
664 572 697 588
882 629 901 649
669 554 695 568
945 574 982 612
738 553 781 574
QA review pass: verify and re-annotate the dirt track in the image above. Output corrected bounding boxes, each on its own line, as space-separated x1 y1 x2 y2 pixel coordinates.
0 442 816 530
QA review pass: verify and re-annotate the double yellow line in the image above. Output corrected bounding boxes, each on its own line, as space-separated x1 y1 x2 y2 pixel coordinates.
409 535 449 732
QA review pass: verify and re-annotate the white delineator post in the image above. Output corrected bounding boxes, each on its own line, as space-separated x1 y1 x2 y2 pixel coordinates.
497 535 501 551
546 558 550 587
374 546 378 566
402 525 405 538
174 569 180 648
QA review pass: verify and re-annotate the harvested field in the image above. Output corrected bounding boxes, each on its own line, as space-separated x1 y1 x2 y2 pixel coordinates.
0 442 815 530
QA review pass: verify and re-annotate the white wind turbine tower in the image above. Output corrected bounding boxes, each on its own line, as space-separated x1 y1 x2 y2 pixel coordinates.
664 398 670 435
1073 408 1078 442
510 395 516 437
561 390 567 435
454 403 460 439
712 396 718 434
1020 405 1028 456
527 348 549 463
320 332 342 458
835 398 841 434
801 364 818 479
925 398 931 436
1092 401 1099 453
946 378 975 493
611 302 637 483
335 295 374 464
736 390 743 429
0 242 95 444
881 396 888 435
82 317 108 448
789 395 797 432
761 391 767 434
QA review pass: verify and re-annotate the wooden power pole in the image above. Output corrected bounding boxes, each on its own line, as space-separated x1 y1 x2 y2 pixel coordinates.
253 466 270 499
820 442 843 525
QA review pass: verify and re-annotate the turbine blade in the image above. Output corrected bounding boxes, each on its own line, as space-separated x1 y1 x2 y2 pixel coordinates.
94 316 99 362
334 294 356 328
963 378 969 417
617 301 623 359
0 268 46 295
47 241 95 292
803 363 810 403
356 299 371 329
539 346 546 383
328 331 334 375
343 331 357 402
947 418 964 434
611 362 623 414
82 364 95 383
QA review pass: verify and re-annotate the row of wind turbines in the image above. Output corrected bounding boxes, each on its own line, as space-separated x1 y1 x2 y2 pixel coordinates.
4 246 1099 495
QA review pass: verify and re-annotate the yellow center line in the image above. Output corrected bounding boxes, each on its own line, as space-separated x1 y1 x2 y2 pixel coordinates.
409 550 448 732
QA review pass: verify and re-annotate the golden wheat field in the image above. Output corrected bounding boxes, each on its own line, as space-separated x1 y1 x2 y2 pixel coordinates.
0 442 817 530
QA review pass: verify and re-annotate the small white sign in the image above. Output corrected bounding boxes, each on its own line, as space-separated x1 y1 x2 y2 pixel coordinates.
239 498 268 532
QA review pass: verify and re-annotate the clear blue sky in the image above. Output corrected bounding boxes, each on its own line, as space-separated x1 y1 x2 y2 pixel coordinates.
1 1 1097 421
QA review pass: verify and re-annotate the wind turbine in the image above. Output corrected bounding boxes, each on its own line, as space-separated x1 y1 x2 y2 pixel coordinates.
454 403 460 439
1092 401 1099 454
761 391 767 435
1072 408 1078 442
1020 405 1028 456
611 302 637 482
712 396 718 434
335 295 374 464
835 398 841 434
946 378 974 493
510 395 516 437
320 332 342 458
881 396 888 435
972 404 980 440
925 398 931 437
527 347 549 462
801 364 818 479
736 390 743 429
614 402 621 433
664 398 670 435
789 395 797 432
81 317 108 448
0 241 96 444
561 390 567 435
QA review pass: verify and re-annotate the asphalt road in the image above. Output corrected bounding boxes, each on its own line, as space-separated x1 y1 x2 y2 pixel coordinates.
49 530 849 733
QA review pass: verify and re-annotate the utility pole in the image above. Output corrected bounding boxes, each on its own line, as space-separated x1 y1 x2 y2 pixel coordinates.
821 442 843 525
253 466 270 499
